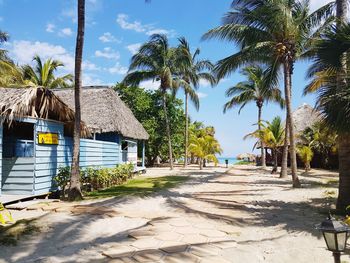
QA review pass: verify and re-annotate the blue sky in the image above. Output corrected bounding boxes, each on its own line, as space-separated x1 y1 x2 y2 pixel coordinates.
0 0 331 156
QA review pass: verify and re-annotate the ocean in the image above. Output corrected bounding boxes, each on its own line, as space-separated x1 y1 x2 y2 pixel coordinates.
217 157 238 165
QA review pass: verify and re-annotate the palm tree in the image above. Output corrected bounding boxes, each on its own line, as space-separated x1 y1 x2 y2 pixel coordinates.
22 55 73 88
203 0 332 187
188 134 222 170
306 23 350 211
124 34 188 170
69 0 85 201
223 65 283 168
176 37 216 167
296 145 314 172
245 116 284 174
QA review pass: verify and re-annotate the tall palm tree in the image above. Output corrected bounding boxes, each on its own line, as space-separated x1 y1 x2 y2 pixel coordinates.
203 0 332 187
306 23 350 211
124 34 188 170
176 37 216 167
69 0 85 201
22 55 73 88
223 65 283 168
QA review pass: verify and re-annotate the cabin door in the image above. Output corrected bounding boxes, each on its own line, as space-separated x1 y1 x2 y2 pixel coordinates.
2 122 35 195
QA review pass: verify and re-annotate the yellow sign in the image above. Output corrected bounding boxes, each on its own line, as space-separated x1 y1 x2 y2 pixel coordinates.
38 132 59 145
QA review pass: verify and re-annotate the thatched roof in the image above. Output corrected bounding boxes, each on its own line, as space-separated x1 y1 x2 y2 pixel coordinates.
237 153 256 161
54 87 149 140
291 103 321 134
0 87 90 137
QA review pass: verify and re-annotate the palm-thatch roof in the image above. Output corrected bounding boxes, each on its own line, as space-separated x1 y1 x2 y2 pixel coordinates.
53 86 149 140
237 153 256 161
291 103 321 135
0 87 90 137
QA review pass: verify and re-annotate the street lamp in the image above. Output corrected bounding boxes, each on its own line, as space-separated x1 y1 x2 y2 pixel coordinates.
317 215 350 263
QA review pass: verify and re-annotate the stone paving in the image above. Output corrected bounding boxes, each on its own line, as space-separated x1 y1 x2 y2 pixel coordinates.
1 165 346 263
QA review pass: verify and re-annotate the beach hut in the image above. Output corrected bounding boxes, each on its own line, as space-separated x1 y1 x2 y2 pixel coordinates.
0 86 149 198
0 87 89 197
53 86 149 169
260 103 322 166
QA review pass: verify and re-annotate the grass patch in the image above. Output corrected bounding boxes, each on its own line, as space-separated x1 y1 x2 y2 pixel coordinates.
86 175 189 198
235 161 255 165
0 219 40 246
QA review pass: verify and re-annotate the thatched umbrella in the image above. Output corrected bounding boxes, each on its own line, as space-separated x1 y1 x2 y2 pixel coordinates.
0 87 90 137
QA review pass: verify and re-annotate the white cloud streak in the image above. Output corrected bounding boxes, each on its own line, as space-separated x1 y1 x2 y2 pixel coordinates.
95 47 120 60
116 13 176 37
126 43 142 55
46 23 55 33
99 32 121 43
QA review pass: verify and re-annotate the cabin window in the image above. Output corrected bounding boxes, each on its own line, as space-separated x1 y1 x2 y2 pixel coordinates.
3 122 34 158
122 141 128 151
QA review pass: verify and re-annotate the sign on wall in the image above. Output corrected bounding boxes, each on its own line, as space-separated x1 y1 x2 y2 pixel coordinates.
37 132 59 145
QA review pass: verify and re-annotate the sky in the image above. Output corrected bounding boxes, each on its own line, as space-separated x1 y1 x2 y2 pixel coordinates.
0 0 333 157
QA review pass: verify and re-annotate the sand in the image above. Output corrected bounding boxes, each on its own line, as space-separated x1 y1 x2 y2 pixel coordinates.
0 165 348 263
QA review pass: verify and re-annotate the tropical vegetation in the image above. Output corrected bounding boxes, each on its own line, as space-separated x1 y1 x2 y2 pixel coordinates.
123 34 189 170
223 65 283 168
175 37 216 167
203 0 333 187
188 121 222 169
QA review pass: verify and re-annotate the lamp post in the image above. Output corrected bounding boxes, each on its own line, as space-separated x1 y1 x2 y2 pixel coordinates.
317 215 349 263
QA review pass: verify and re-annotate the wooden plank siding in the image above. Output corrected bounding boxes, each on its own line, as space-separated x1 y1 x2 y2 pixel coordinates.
33 120 120 195
0 119 122 196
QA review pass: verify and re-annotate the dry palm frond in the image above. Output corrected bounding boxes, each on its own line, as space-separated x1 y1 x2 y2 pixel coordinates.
0 87 90 137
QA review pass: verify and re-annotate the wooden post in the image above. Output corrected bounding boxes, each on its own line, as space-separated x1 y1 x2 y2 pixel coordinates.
142 140 145 168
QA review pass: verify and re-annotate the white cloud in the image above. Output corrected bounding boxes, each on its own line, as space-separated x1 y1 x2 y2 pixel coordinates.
140 80 160 91
108 62 128 75
99 32 121 43
126 43 141 55
310 0 333 11
59 28 73 37
9 40 99 73
116 13 176 37
61 8 77 23
82 73 103 86
117 14 147 33
197 92 208 99
146 29 176 37
95 47 120 60
46 23 55 33
199 79 211 88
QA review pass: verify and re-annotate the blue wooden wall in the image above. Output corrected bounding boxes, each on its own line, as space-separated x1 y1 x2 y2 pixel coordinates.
33 120 121 195
0 119 122 196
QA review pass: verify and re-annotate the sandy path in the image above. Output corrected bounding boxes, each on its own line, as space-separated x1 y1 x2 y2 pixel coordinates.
0 165 348 263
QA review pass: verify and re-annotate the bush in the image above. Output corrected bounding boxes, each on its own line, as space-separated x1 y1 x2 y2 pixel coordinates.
54 163 135 196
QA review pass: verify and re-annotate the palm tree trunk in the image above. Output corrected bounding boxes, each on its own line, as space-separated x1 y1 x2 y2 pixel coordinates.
336 0 349 211
336 0 347 25
257 104 266 168
283 62 300 188
272 148 278 174
162 91 174 170
199 158 203 170
336 134 350 211
280 118 289 178
184 92 189 167
68 0 85 201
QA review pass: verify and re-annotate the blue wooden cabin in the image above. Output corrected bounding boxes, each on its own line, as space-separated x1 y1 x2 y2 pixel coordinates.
0 87 149 196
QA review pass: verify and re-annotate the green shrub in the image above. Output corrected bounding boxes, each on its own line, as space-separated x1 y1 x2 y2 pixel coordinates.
54 163 135 196
53 167 71 197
